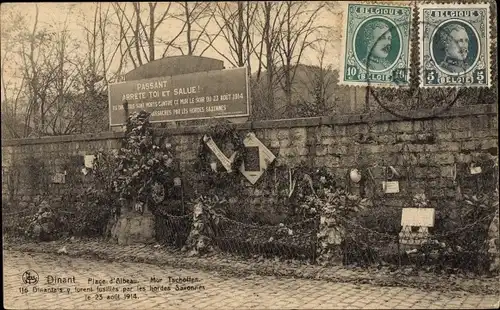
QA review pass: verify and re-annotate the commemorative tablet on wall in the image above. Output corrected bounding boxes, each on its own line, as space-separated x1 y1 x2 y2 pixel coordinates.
419 3 491 88
340 2 413 87
108 57 249 126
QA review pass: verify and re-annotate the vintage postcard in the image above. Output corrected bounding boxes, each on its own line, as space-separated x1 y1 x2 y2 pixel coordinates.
339 3 413 87
2 2 499 310
419 3 491 88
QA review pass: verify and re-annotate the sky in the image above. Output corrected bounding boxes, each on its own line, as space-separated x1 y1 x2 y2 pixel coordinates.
1 1 416 104
0 2 344 76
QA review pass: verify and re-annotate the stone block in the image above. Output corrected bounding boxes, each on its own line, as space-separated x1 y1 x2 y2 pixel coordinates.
396 133 416 143
297 147 309 156
372 123 390 133
347 124 369 136
474 130 498 138
376 134 396 144
474 115 490 129
277 129 290 140
255 131 265 141
420 120 433 131
461 140 481 151
313 156 329 168
321 137 335 145
433 119 447 130
387 144 404 153
316 145 328 156
424 144 439 152
111 212 156 245
413 121 424 132
481 139 498 150
407 144 425 153
440 165 456 178
320 126 334 137
290 128 307 143
416 133 436 144
448 118 471 130
339 136 354 144
364 144 384 154
396 153 418 166
270 140 280 148
456 153 472 163
332 125 346 136
418 154 432 165
267 129 279 141
438 142 460 152
490 117 498 129
392 121 413 133
341 155 356 167
279 139 291 148
436 132 453 141
328 145 348 155
324 157 341 168
434 153 455 165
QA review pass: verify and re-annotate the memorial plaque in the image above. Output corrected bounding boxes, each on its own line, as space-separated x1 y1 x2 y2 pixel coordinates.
84 155 95 169
239 133 276 184
401 208 435 227
243 147 261 172
108 67 249 126
382 181 400 193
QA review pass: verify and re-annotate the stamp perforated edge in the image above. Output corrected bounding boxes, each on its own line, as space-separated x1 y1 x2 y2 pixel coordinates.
418 3 492 88
338 1 414 88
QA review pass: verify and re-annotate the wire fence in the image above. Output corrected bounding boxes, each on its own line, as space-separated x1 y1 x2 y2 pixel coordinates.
148 197 497 273
155 213 192 248
338 209 497 273
207 213 318 261
3 187 497 273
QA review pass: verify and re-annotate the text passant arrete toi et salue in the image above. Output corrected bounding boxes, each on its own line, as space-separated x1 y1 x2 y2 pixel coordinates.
122 86 199 101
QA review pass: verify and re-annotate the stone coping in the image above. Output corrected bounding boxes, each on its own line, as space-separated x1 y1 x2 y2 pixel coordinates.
2 104 497 147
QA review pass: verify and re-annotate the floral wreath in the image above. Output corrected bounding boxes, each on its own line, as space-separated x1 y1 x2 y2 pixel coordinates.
197 121 247 173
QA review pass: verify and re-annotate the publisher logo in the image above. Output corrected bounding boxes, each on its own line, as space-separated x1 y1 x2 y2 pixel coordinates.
22 270 39 285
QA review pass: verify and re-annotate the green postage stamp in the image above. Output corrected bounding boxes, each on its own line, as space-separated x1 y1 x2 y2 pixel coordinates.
340 3 412 87
419 4 491 88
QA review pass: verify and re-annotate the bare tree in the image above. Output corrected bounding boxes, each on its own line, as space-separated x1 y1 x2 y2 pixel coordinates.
296 42 339 117
113 2 174 67
275 1 326 117
167 2 215 56
1 7 26 138
209 2 258 69
248 1 288 120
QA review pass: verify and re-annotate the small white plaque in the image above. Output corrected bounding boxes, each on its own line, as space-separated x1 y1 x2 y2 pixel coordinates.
52 173 66 184
470 166 482 175
382 181 400 193
84 155 96 169
401 208 435 227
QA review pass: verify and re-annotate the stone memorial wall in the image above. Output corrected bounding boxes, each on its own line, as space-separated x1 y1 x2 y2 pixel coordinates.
2 105 497 220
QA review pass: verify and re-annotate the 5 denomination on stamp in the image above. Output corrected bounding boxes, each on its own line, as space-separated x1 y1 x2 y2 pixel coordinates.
419 3 491 88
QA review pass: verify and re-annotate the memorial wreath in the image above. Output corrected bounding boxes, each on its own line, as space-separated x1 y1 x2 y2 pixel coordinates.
197 121 247 173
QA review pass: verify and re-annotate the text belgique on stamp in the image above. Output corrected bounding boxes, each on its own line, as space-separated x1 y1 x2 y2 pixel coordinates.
419 3 491 88
339 2 413 88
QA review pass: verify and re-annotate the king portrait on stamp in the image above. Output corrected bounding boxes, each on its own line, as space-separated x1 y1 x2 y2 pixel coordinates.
436 23 471 74
340 3 412 87
419 3 491 87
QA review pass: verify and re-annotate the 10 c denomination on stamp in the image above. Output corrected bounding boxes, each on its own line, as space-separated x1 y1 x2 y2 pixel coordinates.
419 3 491 88
340 3 413 87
